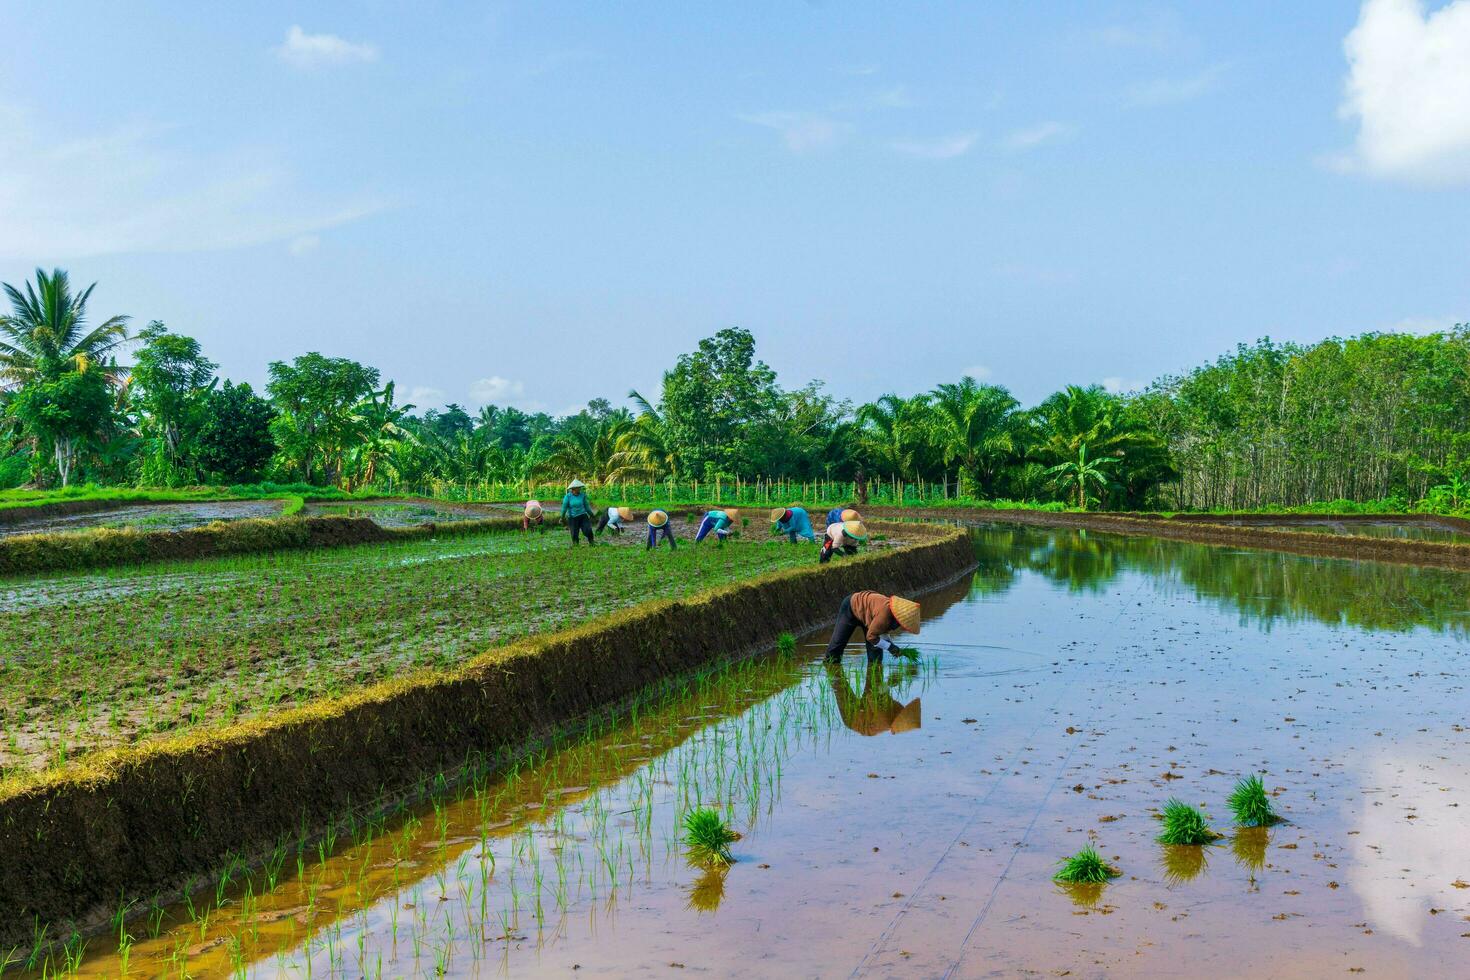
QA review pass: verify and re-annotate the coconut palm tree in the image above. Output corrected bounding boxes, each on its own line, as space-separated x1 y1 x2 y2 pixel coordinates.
533 416 634 486
1044 442 1117 510
0 269 130 390
931 378 1020 496
609 389 681 482
856 394 934 483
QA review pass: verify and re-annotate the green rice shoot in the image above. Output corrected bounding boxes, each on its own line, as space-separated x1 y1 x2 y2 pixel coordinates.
889 645 920 663
683 807 739 867
776 632 796 655
1053 844 1120 884
1226 774 1279 827
1156 798 1221 845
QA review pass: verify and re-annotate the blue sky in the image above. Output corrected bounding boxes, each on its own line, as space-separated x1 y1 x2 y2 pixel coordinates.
2 1 1467 414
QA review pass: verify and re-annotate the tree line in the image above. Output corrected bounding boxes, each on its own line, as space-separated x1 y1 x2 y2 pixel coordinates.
2 268 1466 511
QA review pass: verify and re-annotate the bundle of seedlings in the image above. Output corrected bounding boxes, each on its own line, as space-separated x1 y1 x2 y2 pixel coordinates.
683 807 740 867
1226 774 1279 827
1155 798 1222 845
1053 844 1120 884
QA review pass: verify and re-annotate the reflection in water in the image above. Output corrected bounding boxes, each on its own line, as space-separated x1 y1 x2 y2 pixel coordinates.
1057 880 1108 908
1231 827 1270 889
686 865 728 914
825 663 922 736
1160 844 1213 886
969 523 1470 634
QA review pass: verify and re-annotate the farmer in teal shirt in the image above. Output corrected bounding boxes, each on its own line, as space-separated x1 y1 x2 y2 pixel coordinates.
561 479 597 546
770 506 815 543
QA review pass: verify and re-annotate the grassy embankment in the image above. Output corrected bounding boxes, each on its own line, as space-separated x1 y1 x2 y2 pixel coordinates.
0 529 818 779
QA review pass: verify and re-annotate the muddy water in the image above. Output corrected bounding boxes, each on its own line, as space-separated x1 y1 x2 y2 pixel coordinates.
1214 518 1467 542
0 500 283 537
301 501 498 527
55 524 1470 978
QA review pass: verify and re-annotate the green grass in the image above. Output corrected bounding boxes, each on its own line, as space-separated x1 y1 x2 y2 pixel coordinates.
683 807 738 867
1226 774 1279 827
1053 845 1119 884
0 532 812 777
1156 798 1222 845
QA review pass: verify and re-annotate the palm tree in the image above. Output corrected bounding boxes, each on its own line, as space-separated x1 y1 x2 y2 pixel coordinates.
931 378 1019 496
533 416 634 486
345 383 416 489
1031 385 1173 508
609 389 681 482
0 268 130 390
856 394 933 483
1044 442 1117 509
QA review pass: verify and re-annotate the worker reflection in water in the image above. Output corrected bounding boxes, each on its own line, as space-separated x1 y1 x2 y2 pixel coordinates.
825 662 922 736
824 591 920 664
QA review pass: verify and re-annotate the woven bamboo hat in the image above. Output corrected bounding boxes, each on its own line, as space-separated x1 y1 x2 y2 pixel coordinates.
723 508 740 522
890 698 922 734
567 479 587 490
841 508 861 522
617 506 634 521
524 501 542 518
648 509 669 528
842 520 868 540
888 595 921 634
769 507 790 523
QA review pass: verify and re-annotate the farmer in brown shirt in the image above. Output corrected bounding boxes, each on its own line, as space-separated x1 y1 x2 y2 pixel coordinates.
823 591 920 663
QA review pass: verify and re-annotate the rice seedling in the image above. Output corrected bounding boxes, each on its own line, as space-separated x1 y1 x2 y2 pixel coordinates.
683 807 739 867
1052 845 1119 884
1155 798 1221 845
1225 774 1279 827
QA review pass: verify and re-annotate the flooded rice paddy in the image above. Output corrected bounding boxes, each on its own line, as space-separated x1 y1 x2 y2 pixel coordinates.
300 501 500 527
0 500 284 537
41 523 1470 978
1211 518 1468 543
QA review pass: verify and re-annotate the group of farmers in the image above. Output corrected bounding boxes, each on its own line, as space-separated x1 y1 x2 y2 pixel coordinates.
522 479 922 667
523 481 871 563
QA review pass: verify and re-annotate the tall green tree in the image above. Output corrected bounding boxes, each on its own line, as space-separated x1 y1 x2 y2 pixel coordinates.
8 369 113 486
656 328 783 475
266 353 380 485
930 378 1020 496
130 322 218 485
194 381 277 483
0 268 130 389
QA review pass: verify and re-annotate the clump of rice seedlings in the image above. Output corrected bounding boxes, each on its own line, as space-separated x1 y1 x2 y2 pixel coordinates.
683 808 739 867
776 633 796 655
1155 798 1221 845
1226 774 1278 827
1052 844 1119 884
889 646 920 663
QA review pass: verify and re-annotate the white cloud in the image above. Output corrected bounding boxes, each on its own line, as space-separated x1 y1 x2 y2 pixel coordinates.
961 364 993 381
1339 0 1470 184
469 375 541 411
1124 64 1226 106
274 26 379 69
891 132 979 160
873 85 914 109
1001 121 1073 151
0 105 382 259
287 234 319 256
1092 22 1183 51
738 112 854 154
1386 315 1461 334
405 386 446 409
1101 376 1145 394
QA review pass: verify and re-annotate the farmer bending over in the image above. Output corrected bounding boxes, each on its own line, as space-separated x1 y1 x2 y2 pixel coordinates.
825 506 862 525
771 506 815 543
819 519 867 564
522 500 545 532
561 479 597 546
824 591 920 664
598 506 633 535
646 509 676 550
694 508 737 545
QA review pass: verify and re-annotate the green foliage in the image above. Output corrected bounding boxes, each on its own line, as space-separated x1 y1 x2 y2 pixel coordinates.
1053 845 1119 884
682 807 738 867
8 369 113 486
776 632 796 655
1226 774 1278 828
131 322 219 486
266 353 381 485
0 268 130 388
195 382 277 484
1156 798 1221 845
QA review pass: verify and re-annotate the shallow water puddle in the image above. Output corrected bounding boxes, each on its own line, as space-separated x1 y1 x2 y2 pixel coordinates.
50 523 1470 978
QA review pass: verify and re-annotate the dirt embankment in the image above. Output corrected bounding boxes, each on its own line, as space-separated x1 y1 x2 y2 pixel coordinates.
867 507 1470 572
0 521 975 948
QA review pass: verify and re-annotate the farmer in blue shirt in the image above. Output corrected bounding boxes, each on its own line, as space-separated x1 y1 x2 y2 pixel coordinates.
646 509 676 550
694 508 738 545
770 506 815 543
561 479 598 546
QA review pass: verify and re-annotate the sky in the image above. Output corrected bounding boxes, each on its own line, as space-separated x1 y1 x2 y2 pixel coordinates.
2 1 1468 416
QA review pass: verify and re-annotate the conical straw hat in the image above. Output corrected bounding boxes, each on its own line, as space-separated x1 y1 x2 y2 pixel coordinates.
890 698 922 734
524 501 542 518
567 478 587 490
617 507 634 521
842 520 868 540
889 596 920 634
841 508 861 522
769 507 789 523
723 508 740 522
648 510 669 528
